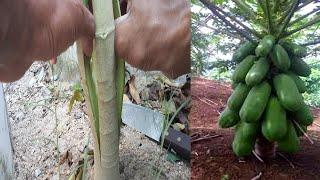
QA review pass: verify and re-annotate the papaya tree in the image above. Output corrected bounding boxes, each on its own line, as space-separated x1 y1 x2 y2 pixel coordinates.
192 0 320 74
197 0 320 158
76 0 124 179
74 0 191 177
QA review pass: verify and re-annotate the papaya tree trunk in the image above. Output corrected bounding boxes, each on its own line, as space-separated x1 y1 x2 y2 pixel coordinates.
77 0 120 179
254 135 276 158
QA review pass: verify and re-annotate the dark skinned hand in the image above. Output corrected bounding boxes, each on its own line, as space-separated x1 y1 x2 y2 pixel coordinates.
116 0 191 78
0 0 190 82
0 0 94 82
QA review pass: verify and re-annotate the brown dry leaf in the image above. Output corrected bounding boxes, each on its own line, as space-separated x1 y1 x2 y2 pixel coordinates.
148 81 162 101
59 149 73 166
128 75 141 104
156 74 187 88
67 151 73 167
88 149 94 156
75 167 83 180
68 162 84 180
59 150 69 165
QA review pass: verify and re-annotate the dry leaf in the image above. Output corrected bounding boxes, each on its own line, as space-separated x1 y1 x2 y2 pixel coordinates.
68 89 84 113
67 151 73 167
156 74 187 88
172 123 185 131
59 151 68 165
75 167 83 180
128 75 141 104
59 150 73 166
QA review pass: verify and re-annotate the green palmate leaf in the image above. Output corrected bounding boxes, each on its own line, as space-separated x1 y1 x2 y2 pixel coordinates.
232 0 255 20
277 0 300 38
191 0 320 87
271 0 280 13
265 0 274 34
210 0 225 5
284 15 320 38
199 0 256 42
214 3 262 38
288 8 320 27
257 0 267 15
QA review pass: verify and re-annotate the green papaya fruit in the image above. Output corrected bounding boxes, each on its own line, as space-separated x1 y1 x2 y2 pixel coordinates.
232 55 256 82
255 35 275 57
273 74 304 111
232 42 257 62
293 102 313 126
271 44 291 71
262 97 287 141
279 40 308 58
218 107 240 128
290 57 311 77
245 57 269 86
239 81 271 123
287 71 307 93
227 83 251 111
231 81 238 89
277 121 300 153
232 121 259 157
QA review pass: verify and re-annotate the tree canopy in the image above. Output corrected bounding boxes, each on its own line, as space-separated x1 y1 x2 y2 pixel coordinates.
191 0 320 75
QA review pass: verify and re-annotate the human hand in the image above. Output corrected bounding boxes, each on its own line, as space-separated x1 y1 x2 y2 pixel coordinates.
115 0 191 79
0 0 94 82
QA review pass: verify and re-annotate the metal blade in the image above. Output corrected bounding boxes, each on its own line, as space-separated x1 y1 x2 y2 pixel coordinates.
122 102 164 142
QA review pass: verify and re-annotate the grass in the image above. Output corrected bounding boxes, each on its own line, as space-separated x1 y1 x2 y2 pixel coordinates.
150 94 191 180
82 133 91 180
25 63 64 179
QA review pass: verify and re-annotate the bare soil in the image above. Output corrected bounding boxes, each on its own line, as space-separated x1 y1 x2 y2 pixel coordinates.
190 77 320 180
5 62 189 180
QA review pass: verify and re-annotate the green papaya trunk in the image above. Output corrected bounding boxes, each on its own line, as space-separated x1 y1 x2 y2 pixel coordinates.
77 0 123 179
254 135 276 159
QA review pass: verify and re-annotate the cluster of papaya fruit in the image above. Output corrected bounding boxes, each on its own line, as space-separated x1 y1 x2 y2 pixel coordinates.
218 35 313 157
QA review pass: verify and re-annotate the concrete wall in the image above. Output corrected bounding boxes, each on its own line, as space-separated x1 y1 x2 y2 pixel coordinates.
0 84 13 180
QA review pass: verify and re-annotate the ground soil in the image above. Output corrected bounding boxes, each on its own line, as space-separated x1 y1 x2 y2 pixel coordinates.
190 77 320 180
4 62 189 180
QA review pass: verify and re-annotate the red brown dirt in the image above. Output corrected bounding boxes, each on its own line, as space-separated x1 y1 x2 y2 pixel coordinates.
190 77 320 180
